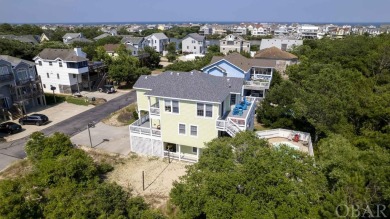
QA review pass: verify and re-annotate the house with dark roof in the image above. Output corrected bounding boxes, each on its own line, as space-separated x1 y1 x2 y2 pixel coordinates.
33 48 89 94
129 71 256 162
143 33 169 53
121 36 145 56
254 46 298 75
0 35 40 45
201 53 276 99
103 44 139 57
0 55 46 120
181 33 206 54
220 34 250 55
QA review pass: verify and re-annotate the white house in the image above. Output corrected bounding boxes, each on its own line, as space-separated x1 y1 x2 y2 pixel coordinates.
298 25 319 39
220 34 250 55
143 33 169 54
260 38 303 51
181 33 206 54
33 48 89 94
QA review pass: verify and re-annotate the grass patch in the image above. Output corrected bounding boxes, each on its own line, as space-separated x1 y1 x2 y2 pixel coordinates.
45 93 67 105
66 96 89 106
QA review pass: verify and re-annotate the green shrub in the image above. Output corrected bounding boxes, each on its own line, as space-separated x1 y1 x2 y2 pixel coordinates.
44 94 66 105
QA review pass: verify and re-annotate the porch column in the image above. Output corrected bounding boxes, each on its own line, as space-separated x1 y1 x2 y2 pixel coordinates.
178 144 181 161
76 74 80 93
148 96 152 135
87 72 91 91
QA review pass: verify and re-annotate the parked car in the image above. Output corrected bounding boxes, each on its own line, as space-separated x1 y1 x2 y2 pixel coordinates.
0 122 22 134
18 114 49 126
99 85 116 94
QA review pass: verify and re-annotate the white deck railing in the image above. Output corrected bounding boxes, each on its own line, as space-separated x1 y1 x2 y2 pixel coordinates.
256 129 314 156
163 151 198 163
129 115 161 137
150 102 160 116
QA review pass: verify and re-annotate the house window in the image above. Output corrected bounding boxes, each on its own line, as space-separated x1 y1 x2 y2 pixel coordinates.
0 66 9 75
192 147 197 153
179 123 186 135
190 125 198 136
194 46 196 49
73 74 76 78
46 73 50 78
165 100 172 112
197 103 204 116
59 62 63 67
205 104 212 117
49 62 52 66
231 94 236 105
172 100 179 113
17 69 28 80
57 73 60 79
187 46 189 49
43 84 46 88
197 103 212 117
38 61 42 66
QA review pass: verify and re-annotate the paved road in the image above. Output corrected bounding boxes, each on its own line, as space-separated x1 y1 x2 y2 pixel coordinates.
0 91 136 171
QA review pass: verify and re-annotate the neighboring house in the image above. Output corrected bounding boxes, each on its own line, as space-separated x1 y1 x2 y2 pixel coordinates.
220 34 250 55
298 25 319 39
34 48 89 94
201 53 276 99
254 47 298 75
143 33 169 53
0 55 46 120
256 129 314 155
181 33 206 54
233 26 247 35
260 38 303 51
0 35 40 45
252 25 267 36
199 25 212 35
129 71 256 162
103 44 138 57
121 36 145 56
40 32 51 42
67 38 93 44
62 33 85 44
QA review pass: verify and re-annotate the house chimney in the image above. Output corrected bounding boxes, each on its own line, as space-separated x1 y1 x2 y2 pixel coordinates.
74 48 84 57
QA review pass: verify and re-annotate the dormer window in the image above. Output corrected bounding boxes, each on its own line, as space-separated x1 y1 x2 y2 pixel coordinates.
49 62 52 66
59 62 63 67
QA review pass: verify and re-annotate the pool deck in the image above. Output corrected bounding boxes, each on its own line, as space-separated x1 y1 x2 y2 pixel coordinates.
267 137 309 153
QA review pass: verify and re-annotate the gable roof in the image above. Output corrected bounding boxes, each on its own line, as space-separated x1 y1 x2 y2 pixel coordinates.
93 33 111 40
150 32 168 40
0 55 35 66
35 49 88 62
63 33 82 39
254 47 298 60
67 38 93 44
121 36 144 44
183 33 205 42
0 34 40 45
221 33 246 41
103 44 120 52
133 71 243 103
203 53 276 72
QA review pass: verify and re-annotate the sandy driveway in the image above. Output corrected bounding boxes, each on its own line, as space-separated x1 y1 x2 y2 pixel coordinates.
107 156 188 209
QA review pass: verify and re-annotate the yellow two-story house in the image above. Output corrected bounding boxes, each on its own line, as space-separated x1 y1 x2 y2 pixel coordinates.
129 71 257 162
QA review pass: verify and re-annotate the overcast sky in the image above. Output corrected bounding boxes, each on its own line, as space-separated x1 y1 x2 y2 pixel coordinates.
0 0 389 23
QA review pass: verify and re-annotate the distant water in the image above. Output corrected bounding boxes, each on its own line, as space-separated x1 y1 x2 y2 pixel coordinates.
11 21 390 27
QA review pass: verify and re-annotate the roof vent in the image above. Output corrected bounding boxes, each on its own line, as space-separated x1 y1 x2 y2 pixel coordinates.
190 71 193 75
227 78 230 82
177 72 179 76
170 72 173 75
145 76 148 79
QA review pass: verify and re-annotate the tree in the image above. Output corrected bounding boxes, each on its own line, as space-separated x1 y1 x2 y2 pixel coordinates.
0 132 164 218
170 132 327 218
207 45 220 53
140 46 161 69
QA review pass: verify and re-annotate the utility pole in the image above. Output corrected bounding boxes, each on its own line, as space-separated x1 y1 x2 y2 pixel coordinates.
87 122 95 148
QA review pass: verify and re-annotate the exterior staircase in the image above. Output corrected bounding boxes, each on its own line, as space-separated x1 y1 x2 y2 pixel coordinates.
93 73 108 90
225 118 242 137
9 104 23 120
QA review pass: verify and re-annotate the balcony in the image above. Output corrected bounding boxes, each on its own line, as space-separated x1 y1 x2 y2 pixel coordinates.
216 97 257 137
129 114 161 138
0 74 14 83
244 80 270 90
150 102 160 116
